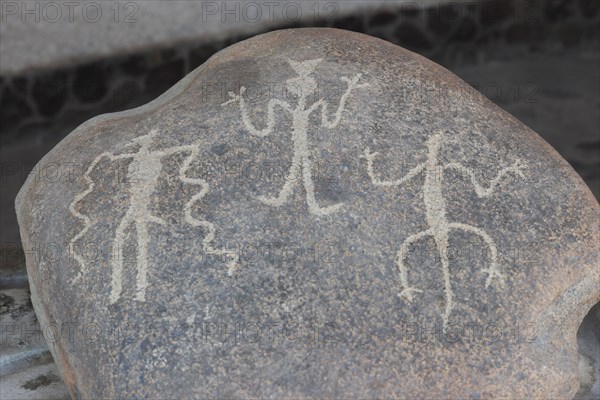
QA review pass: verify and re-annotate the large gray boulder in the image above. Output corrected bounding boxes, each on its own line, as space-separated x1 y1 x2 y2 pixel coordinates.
16 28 599 399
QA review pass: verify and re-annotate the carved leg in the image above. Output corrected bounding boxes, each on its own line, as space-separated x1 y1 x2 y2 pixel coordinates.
302 153 343 216
396 229 432 302
433 231 453 331
110 210 134 304
449 222 505 288
135 221 149 302
257 154 301 208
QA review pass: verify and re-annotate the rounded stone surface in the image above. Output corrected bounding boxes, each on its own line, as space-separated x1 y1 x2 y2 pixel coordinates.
16 28 599 399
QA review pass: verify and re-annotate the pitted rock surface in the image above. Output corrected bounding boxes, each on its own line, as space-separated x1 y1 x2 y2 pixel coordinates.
16 28 599 399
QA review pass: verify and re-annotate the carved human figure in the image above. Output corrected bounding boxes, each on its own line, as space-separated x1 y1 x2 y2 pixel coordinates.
222 58 369 216
364 130 525 329
69 129 237 304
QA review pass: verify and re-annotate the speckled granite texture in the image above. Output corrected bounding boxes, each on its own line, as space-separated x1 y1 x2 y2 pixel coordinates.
2 1 599 398
15 28 599 399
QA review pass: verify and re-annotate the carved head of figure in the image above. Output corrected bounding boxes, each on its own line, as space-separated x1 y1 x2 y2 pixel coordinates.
128 128 159 150
285 58 322 98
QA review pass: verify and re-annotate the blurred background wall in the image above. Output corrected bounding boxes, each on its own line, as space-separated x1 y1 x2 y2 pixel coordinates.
1 1 598 398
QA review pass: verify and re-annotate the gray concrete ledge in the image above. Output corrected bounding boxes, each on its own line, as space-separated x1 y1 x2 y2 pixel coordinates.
0 0 399 75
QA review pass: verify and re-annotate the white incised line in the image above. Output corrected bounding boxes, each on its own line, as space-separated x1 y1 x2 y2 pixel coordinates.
69 129 237 304
222 58 369 216
364 131 525 330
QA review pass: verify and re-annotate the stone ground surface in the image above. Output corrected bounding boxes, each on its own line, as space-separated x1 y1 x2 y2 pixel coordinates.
0 362 68 400
0 289 70 400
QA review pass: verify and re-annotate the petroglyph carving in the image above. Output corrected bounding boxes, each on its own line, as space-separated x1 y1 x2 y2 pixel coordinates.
364 131 525 329
69 129 237 304
222 58 368 215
